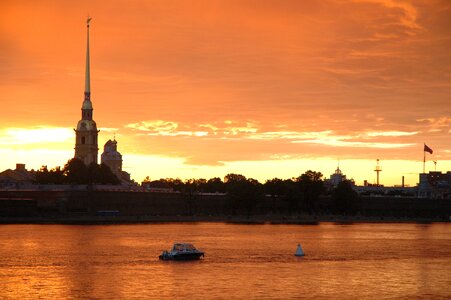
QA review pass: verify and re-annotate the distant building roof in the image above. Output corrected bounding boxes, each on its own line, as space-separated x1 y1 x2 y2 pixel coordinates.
0 165 34 183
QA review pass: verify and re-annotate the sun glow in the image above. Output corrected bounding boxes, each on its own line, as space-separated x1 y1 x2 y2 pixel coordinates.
0 127 73 145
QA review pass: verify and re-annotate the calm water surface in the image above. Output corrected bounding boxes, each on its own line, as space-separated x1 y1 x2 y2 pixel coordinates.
0 223 450 299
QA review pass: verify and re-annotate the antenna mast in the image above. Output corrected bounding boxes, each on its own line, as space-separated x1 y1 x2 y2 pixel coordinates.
374 159 382 186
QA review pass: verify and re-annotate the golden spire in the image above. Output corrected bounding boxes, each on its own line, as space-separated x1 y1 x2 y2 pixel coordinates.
84 16 92 101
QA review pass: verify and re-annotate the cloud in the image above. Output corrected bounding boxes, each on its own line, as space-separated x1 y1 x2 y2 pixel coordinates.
351 0 421 33
223 122 259 136
99 127 119 132
293 139 415 149
126 120 179 133
417 117 451 129
371 0 421 30
366 131 418 137
249 131 334 140
126 120 261 138
122 119 422 164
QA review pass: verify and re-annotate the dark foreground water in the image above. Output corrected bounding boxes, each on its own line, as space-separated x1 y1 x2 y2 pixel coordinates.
0 223 450 299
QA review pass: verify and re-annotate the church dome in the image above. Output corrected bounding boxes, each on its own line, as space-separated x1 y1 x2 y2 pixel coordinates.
102 152 122 161
102 139 122 161
104 139 117 151
76 119 97 131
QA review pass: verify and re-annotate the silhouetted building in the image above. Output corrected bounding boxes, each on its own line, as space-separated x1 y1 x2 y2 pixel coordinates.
418 171 451 199
329 165 347 187
101 139 122 174
0 164 35 188
324 164 354 190
74 18 99 165
101 138 131 183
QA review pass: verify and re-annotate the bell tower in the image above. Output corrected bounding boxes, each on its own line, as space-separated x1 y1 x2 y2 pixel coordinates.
74 17 99 165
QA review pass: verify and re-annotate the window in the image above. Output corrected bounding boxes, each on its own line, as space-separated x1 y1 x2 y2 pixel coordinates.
81 136 86 144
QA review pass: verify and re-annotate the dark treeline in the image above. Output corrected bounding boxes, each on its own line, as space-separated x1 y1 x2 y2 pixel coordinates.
143 171 358 216
34 158 120 185
33 162 360 215
9 167 449 220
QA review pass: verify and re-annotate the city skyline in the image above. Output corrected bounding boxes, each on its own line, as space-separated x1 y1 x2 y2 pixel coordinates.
1 0 450 185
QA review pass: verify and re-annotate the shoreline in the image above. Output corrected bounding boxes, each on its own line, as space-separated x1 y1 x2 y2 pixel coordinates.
0 215 449 225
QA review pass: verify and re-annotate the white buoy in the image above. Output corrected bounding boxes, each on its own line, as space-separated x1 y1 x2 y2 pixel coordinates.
295 243 305 256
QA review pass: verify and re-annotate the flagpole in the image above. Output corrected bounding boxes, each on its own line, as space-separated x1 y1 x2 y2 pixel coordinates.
423 143 426 174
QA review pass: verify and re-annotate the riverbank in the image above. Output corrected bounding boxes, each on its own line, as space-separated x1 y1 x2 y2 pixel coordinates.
2 190 450 223
0 214 448 225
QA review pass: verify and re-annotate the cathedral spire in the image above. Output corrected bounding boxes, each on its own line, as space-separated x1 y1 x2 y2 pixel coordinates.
75 16 98 166
81 17 93 121
84 16 92 101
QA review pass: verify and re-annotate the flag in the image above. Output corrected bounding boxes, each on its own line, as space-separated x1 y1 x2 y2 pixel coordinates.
424 144 433 154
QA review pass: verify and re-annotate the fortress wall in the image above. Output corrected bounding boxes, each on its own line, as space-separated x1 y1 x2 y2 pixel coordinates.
0 190 450 219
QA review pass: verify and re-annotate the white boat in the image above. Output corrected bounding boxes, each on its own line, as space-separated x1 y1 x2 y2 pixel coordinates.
159 243 205 261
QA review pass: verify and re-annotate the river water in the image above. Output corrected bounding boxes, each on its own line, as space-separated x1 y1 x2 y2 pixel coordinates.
0 222 450 299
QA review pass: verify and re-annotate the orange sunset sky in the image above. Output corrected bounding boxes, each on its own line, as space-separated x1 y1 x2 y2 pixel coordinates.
1 0 450 186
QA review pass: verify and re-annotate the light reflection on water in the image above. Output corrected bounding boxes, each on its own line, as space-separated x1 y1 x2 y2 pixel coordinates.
0 223 450 299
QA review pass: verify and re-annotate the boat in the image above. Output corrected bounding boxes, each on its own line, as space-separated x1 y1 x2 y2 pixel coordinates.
159 243 205 261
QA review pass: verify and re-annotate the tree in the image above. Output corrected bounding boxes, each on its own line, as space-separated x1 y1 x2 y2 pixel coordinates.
294 170 325 213
50 166 65 184
283 179 299 214
94 163 121 184
333 180 359 215
240 178 263 217
183 178 208 193
64 158 89 184
264 178 289 214
224 173 247 183
264 178 286 196
34 158 121 185
34 165 64 184
163 178 184 191
204 177 225 193
225 174 263 217
182 179 202 215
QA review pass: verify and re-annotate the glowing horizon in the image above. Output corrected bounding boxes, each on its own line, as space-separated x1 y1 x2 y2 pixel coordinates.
0 0 450 186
